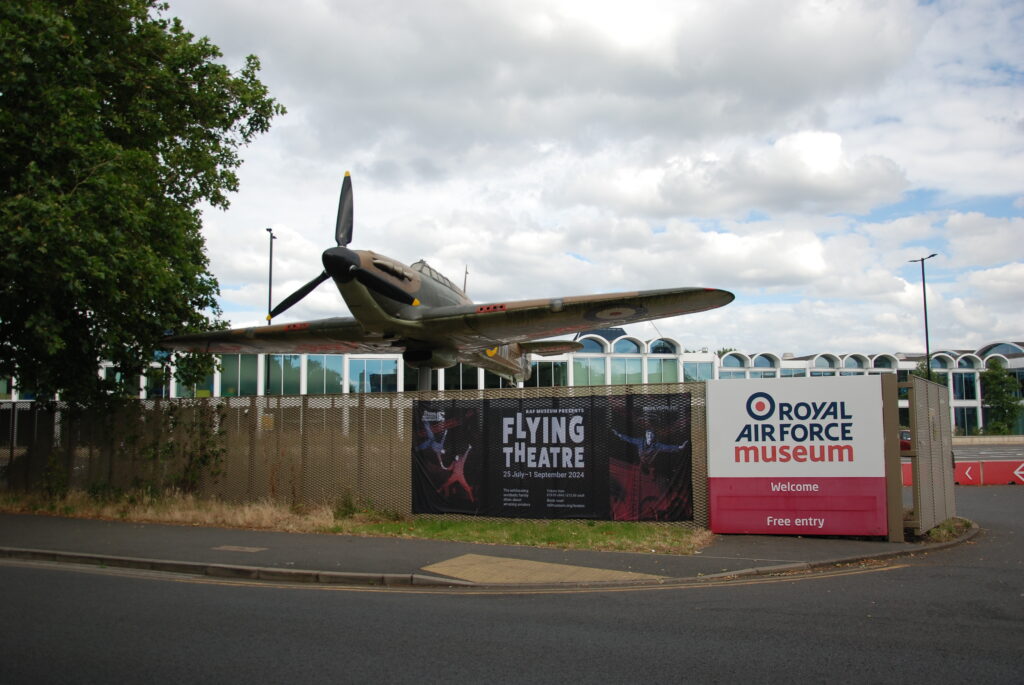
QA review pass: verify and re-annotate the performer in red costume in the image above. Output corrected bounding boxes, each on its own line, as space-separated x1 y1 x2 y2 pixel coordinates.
437 445 475 503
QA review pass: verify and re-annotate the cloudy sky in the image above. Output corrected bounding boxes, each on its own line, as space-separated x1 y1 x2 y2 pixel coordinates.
165 0 1023 356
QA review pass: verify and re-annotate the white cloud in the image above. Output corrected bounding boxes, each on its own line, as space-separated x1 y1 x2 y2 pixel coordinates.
944 214 1024 268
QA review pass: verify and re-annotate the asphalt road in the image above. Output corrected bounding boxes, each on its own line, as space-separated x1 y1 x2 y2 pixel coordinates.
1 486 1021 684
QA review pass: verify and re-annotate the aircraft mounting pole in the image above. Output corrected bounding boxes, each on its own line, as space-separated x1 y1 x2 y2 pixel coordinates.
417 367 433 391
909 253 937 381
266 228 276 325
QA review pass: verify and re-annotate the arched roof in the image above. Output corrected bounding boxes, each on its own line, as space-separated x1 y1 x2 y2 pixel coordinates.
577 335 608 353
647 338 680 354
722 352 749 368
813 354 840 369
612 336 644 354
977 341 1024 358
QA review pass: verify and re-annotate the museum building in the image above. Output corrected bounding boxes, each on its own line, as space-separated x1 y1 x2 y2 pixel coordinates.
3 335 1022 435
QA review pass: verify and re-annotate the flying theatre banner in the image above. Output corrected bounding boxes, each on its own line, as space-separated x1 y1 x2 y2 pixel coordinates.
412 394 693 521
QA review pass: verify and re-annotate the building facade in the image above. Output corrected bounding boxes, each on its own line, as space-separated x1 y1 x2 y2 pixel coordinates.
3 337 1022 435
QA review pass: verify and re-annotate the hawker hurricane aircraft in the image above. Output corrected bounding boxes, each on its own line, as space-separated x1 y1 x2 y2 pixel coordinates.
162 173 734 389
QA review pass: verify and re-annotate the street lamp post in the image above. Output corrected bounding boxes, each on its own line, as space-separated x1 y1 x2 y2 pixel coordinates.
266 227 276 325
909 253 938 381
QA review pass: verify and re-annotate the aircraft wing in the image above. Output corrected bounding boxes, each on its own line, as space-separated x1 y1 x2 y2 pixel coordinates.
161 287 733 355
423 287 735 350
161 317 398 355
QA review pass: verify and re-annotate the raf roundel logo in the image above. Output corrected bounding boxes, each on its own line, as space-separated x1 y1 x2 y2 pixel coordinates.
746 392 775 421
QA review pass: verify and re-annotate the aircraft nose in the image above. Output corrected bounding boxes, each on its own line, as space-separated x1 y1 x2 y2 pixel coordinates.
322 246 360 281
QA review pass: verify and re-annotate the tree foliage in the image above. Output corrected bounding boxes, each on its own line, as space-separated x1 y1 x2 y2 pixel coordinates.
0 0 284 403
980 359 1022 435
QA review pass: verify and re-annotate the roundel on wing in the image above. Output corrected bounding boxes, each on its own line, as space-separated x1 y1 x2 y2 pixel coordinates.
583 303 647 322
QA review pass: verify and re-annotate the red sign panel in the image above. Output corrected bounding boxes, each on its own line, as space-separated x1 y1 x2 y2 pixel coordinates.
978 460 1024 485
708 477 887 535
954 461 981 485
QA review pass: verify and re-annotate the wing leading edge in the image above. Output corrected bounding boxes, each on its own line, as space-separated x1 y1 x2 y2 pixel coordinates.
161 287 734 356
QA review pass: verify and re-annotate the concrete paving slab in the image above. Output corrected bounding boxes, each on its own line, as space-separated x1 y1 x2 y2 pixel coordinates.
422 553 666 584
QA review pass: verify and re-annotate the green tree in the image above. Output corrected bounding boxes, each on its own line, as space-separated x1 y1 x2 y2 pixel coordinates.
980 359 1022 435
1 0 284 403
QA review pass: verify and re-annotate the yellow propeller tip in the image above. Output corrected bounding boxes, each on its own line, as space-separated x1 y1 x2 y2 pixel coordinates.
265 315 272 321
412 298 421 307
344 170 351 177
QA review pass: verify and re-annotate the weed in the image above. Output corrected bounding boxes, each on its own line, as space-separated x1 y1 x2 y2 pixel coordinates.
925 517 971 542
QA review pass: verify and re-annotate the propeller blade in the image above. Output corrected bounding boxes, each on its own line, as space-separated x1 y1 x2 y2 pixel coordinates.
269 271 330 318
335 172 353 246
352 267 418 306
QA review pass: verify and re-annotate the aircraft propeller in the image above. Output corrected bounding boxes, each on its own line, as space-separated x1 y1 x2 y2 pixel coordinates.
268 173 417 320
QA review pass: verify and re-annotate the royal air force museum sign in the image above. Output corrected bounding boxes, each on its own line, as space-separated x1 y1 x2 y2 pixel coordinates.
707 376 888 536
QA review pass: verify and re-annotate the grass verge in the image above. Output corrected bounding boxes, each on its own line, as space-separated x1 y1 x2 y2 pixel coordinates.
0 489 712 555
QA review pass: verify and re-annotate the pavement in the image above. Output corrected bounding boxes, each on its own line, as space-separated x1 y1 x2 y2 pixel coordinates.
0 512 974 589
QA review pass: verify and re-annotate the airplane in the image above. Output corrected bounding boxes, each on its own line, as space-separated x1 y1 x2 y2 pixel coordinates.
162 173 735 390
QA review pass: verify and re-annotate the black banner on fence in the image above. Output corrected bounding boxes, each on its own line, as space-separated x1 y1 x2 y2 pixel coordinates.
412 393 692 521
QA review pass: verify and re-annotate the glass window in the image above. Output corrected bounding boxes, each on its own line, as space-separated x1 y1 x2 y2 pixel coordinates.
573 357 606 386
978 343 1024 357
483 370 514 389
844 357 865 369
810 370 836 377
815 357 836 369
529 361 568 387
720 371 746 380
954 406 979 435
444 363 479 390
240 355 259 395
931 357 950 369
220 354 259 397
613 339 641 354
307 355 345 395
178 371 214 398
649 339 677 354
873 357 893 369
265 354 301 395
578 338 606 353
781 368 806 377
349 359 399 393
952 372 977 400
722 354 744 368
750 370 777 378
307 355 324 395
221 355 239 397
611 358 642 385
647 358 678 384
145 368 170 399
957 358 976 368
683 362 713 382
753 356 775 368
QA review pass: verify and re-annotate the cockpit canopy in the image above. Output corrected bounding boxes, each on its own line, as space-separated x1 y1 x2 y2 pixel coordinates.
410 260 464 296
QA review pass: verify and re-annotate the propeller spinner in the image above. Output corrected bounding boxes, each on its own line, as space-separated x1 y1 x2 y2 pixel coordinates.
268 173 418 319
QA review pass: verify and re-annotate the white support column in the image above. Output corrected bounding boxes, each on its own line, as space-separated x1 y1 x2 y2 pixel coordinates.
256 354 266 396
